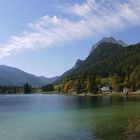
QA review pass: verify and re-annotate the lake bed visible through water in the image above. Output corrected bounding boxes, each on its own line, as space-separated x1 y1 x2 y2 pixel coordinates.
0 94 140 140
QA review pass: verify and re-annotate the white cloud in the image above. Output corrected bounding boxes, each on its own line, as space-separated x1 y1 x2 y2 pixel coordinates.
63 0 97 17
0 0 140 58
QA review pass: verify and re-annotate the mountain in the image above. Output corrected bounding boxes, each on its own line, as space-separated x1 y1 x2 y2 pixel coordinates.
0 65 44 87
55 59 83 83
73 59 84 69
57 37 140 88
39 76 59 84
90 37 127 54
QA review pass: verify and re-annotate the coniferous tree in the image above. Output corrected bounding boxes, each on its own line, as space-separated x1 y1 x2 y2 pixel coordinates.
87 72 97 94
24 83 32 94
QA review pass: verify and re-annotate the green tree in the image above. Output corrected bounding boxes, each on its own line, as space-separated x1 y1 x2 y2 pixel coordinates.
42 84 54 92
24 83 32 94
87 72 97 94
129 65 140 91
111 74 121 91
75 79 82 94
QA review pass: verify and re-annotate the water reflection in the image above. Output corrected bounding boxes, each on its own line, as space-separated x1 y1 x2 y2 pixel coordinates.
0 94 140 140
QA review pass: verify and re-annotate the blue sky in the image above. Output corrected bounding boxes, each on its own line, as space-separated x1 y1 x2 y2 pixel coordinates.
0 0 140 77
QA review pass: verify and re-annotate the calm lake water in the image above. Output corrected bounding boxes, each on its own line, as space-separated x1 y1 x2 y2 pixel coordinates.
0 94 140 140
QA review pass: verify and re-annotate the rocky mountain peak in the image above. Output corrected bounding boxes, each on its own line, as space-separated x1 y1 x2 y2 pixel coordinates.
90 37 127 54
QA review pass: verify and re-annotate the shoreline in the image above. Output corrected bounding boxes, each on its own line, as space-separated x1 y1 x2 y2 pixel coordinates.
60 92 140 97
0 92 140 97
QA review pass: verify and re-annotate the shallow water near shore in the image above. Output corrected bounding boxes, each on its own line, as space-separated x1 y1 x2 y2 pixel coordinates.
0 94 140 140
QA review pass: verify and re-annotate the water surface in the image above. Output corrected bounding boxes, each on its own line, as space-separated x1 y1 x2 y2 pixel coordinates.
0 94 140 140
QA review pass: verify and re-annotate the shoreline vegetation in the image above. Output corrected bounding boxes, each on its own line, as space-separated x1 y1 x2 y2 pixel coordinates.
0 84 140 97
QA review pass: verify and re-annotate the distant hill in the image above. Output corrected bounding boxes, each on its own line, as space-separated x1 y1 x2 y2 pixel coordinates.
0 65 58 87
39 76 59 84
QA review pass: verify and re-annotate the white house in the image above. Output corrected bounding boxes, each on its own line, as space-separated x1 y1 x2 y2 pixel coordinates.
100 85 112 93
123 87 129 94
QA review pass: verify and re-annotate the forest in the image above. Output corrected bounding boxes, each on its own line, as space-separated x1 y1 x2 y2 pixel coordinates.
55 42 140 94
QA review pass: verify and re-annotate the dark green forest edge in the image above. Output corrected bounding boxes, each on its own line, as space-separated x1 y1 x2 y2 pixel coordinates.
0 39 140 95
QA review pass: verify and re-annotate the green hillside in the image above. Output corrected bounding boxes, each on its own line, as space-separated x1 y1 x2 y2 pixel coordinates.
56 41 140 94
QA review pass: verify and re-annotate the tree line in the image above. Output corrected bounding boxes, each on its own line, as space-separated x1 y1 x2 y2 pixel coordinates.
0 83 32 94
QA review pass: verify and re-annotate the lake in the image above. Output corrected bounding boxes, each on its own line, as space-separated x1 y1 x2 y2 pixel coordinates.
0 94 140 140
